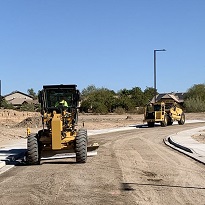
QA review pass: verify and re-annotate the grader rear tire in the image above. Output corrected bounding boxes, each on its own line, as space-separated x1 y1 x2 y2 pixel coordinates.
76 129 87 163
27 134 40 165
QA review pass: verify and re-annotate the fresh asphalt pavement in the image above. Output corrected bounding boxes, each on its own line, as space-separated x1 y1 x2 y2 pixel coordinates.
0 120 205 174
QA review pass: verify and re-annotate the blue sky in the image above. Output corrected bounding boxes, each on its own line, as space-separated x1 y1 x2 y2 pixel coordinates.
0 0 205 95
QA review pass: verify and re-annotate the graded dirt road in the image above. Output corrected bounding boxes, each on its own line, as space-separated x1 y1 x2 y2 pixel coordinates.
0 122 205 205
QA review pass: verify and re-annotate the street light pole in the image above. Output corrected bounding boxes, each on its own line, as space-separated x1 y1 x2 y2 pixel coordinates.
154 49 166 103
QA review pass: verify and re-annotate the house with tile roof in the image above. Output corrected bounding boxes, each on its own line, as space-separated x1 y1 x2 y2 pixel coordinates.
150 92 185 105
3 91 34 108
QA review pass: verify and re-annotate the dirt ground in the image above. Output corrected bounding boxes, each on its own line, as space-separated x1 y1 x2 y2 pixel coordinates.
1 120 205 204
1 109 205 204
192 129 205 143
0 109 205 146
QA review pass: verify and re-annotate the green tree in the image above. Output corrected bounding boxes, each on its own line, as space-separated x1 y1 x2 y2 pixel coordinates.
115 96 135 112
184 84 205 101
27 88 37 99
118 88 131 96
130 87 144 107
80 86 116 114
81 85 97 99
80 85 98 112
143 87 156 105
81 85 155 113
184 84 205 112
116 89 135 112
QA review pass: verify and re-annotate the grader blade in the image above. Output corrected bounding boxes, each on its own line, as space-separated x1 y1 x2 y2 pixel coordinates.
41 151 97 160
40 143 99 161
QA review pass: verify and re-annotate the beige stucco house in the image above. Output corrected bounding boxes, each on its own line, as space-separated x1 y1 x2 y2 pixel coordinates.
4 91 33 107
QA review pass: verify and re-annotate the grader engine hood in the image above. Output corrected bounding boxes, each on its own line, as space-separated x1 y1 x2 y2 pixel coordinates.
51 113 62 150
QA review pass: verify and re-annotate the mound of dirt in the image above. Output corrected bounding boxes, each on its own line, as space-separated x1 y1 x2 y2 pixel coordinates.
14 116 42 128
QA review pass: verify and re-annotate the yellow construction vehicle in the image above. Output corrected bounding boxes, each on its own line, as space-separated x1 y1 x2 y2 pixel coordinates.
26 84 98 165
144 101 185 127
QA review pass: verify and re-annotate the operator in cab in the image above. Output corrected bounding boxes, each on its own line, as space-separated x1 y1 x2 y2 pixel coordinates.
55 97 68 107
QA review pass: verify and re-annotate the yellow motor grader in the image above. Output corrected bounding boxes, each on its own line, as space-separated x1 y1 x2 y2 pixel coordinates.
144 101 185 127
26 84 98 165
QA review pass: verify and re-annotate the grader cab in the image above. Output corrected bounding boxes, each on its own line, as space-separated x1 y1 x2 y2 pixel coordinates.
26 84 98 165
144 101 185 127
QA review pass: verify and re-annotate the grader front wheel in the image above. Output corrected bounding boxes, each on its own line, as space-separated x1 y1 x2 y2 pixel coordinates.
27 134 40 165
75 129 87 163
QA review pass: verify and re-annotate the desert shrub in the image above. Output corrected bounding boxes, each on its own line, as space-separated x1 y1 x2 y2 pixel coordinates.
184 97 205 112
126 107 145 114
136 107 145 114
20 104 35 112
35 104 41 112
114 107 126 114
184 84 205 101
92 102 108 114
1 99 14 109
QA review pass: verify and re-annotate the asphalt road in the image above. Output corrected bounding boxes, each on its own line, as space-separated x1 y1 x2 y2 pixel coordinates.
0 123 205 205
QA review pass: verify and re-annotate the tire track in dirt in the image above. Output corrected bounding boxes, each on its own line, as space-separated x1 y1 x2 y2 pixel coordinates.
0 124 205 204
109 126 205 205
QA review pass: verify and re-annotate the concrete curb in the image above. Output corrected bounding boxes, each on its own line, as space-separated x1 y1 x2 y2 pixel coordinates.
88 126 137 136
164 127 205 165
167 136 193 153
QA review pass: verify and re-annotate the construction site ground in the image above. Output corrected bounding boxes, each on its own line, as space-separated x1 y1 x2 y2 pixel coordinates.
0 109 205 204
0 109 205 146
